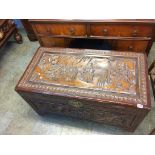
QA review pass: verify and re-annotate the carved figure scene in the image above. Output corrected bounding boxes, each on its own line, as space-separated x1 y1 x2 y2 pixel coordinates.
30 52 137 95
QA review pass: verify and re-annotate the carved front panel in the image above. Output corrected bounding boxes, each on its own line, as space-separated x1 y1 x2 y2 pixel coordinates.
27 96 136 128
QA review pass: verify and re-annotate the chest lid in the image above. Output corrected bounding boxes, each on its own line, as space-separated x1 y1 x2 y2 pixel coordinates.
16 47 150 109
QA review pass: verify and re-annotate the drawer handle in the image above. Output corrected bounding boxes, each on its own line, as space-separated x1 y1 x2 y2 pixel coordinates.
132 29 138 37
128 45 133 50
46 27 51 33
102 28 108 35
69 27 75 35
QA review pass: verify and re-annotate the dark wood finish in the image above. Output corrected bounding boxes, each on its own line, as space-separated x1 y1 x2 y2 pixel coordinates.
149 60 155 99
39 37 67 47
0 19 23 48
115 40 149 52
21 19 37 41
29 19 155 55
34 23 87 37
15 47 151 132
90 24 154 38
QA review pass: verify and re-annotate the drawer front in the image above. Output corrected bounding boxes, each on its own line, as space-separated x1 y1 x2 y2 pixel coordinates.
90 24 154 38
39 37 67 47
34 24 87 36
114 40 149 52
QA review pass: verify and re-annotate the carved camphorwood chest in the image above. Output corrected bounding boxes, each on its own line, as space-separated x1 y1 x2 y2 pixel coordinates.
15 47 151 131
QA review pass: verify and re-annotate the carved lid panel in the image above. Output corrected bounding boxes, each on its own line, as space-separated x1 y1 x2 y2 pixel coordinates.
17 47 150 108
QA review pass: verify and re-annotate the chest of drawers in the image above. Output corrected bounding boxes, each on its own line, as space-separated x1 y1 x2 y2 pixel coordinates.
29 19 155 55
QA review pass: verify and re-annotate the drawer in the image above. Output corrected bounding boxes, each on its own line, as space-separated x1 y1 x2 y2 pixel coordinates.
39 37 67 47
90 24 154 38
114 40 149 52
34 24 87 37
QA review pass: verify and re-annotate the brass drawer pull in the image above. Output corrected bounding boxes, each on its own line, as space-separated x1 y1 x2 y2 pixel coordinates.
46 27 51 33
128 45 133 50
102 28 108 35
132 29 138 37
69 27 75 35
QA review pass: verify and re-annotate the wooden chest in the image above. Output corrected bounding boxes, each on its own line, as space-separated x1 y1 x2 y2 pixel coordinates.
15 47 151 131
